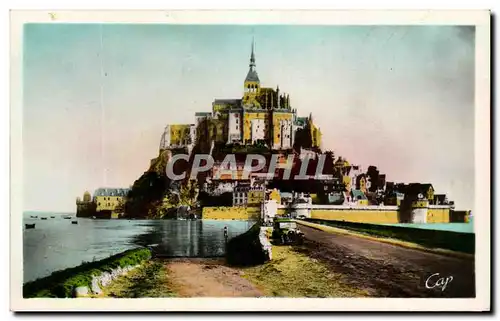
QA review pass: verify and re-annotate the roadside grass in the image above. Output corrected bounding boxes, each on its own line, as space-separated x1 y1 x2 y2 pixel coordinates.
297 220 474 259
240 245 368 297
103 260 176 298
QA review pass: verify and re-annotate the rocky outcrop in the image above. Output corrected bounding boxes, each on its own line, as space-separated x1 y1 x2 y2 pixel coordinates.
74 286 89 297
226 223 271 266
259 227 273 261
124 150 172 219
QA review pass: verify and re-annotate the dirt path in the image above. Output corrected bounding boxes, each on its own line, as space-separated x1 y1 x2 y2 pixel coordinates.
165 258 263 297
297 225 475 298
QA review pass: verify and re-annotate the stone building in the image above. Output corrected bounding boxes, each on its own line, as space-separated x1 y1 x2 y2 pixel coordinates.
93 188 130 218
159 40 322 152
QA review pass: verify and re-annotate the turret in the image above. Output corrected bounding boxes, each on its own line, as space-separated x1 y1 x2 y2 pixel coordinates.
410 198 429 223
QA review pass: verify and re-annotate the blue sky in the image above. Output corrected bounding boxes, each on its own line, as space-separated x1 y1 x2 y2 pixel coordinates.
23 24 475 212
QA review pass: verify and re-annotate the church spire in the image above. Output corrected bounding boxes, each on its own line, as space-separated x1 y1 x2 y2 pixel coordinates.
250 38 256 70
244 38 260 83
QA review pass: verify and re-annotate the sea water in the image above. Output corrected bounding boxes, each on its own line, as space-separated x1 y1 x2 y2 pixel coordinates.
23 212 254 283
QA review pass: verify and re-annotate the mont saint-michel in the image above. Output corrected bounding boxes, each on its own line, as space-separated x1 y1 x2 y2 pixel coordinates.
76 41 470 227
20 24 476 301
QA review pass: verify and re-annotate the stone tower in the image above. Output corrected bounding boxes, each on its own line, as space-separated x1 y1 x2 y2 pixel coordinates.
243 39 260 103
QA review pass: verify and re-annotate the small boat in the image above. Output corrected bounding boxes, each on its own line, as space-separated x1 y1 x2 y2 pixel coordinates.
30 215 38 218
41 217 48 220
50 216 55 218
63 216 72 219
25 223 35 229
71 220 78 224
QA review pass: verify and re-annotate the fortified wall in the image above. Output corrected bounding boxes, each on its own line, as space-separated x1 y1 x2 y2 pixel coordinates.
308 204 455 224
203 203 461 224
309 205 399 224
202 206 261 220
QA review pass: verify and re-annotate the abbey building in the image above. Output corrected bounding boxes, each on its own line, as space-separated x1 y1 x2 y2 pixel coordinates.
159 41 322 152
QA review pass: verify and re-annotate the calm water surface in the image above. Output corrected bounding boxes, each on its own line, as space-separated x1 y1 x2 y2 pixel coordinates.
23 212 254 283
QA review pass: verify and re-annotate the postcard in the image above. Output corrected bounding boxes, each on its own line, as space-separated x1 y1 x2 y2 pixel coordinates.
10 10 490 312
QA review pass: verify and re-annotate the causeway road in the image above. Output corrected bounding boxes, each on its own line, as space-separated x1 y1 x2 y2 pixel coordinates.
166 258 263 297
297 225 475 298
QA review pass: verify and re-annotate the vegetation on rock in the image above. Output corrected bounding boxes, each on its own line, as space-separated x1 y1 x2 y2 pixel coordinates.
123 149 199 219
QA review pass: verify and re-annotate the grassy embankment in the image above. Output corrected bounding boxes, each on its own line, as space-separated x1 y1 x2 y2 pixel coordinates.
226 223 367 297
23 248 152 298
102 260 176 298
300 219 475 256
240 245 368 297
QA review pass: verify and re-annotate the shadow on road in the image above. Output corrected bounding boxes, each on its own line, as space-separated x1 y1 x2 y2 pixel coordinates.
296 226 475 298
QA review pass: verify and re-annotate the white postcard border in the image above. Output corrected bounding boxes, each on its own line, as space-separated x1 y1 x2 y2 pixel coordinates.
10 9 491 312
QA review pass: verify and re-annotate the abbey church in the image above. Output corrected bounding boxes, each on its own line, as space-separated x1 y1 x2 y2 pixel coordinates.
159 41 322 152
